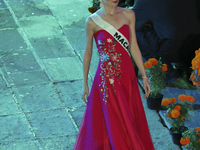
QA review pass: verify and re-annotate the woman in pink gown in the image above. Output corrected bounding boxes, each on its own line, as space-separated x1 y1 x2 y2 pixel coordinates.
73 0 155 149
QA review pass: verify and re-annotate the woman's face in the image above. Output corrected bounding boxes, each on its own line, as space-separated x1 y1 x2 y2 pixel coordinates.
101 0 119 7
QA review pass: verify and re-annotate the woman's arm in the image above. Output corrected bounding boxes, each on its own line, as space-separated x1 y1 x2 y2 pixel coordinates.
125 9 151 98
82 17 95 103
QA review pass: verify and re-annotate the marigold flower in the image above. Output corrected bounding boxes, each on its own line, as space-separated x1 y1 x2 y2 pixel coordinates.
178 94 187 101
167 112 172 118
193 81 198 86
195 127 200 131
199 139 200 143
195 49 200 55
171 110 180 118
148 58 158 65
180 137 191 145
197 133 200 136
161 98 171 106
174 105 181 111
170 98 177 103
162 64 168 72
180 115 185 120
144 61 152 68
190 73 195 80
186 96 195 103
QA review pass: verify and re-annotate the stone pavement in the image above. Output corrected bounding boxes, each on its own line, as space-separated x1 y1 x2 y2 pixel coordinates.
0 0 199 150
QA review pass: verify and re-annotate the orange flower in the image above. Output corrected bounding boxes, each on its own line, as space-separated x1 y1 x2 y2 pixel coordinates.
180 137 191 145
195 127 200 131
148 58 158 65
144 61 152 68
186 96 195 103
193 81 198 86
180 115 185 120
195 49 200 55
161 98 171 106
162 64 168 72
167 112 172 118
170 98 177 103
199 139 200 143
171 110 180 118
178 94 187 101
190 73 195 80
174 105 181 111
197 133 200 136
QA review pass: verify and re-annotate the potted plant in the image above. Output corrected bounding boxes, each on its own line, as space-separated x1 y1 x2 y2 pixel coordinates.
190 48 200 91
180 127 200 150
161 94 195 145
144 57 167 110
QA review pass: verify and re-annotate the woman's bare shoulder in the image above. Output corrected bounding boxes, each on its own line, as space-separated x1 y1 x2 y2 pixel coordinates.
85 15 96 30
123 8 135 19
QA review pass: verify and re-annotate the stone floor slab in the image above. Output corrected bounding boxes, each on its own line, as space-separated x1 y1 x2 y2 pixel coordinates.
0 89 20 115
0 141 39 150
0 8 17 29
39 135 76 150
43 57 83 82
47 2 91 27
14 83 63 112
30 35 76 59
8 0 51 19
0 0 6 9
69 106 85 128
0 29 28 52
9 70 50 86
0 114 35 143
54 80 93 108
26 109 77 138
2 50 41 73
19 15 62 39
0 74 7 89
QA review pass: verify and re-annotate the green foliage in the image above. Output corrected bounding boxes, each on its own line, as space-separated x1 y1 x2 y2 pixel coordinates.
182 128 200 150
146 58 166 97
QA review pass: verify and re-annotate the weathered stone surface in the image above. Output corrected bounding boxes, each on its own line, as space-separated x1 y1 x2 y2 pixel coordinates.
2 50 41 73
0 75 7 89
43 57 83 82
39 135 77 150
54 80 93 108
0 29 28 52
0 114 35 143
30 35 76 59
69 106 85 128
9 70 50 86
25 109 77 138
45 1 91 27
7 0 51 18
0 0 6 9
0 141 39 150
0 8 17 29
0 89 20 115
13 83 63 112
19 15 62 39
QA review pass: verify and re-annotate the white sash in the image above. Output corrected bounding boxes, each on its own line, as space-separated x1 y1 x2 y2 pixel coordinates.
90 13 130 56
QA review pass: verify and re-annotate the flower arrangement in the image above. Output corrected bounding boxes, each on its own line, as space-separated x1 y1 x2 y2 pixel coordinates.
161 94 194 131
144 58 167 97
180 127 200 150
190 48 200 90
88 0 101 13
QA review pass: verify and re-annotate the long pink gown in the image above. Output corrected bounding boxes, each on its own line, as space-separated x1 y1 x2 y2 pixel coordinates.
73 24 155 150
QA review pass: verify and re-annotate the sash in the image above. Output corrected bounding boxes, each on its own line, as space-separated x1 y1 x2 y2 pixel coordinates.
90 13 130 56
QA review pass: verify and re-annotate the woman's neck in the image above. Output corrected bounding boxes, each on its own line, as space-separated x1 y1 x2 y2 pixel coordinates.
101 5 118 16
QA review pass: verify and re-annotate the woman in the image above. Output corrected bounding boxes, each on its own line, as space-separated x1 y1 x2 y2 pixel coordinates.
73 0 154 149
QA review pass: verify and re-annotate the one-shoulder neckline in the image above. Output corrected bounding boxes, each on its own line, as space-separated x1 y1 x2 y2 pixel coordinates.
94 24 129 36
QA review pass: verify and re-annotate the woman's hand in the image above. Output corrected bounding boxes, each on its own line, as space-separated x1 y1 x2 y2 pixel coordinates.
143 78 151 98
82 85 89 104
